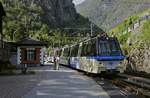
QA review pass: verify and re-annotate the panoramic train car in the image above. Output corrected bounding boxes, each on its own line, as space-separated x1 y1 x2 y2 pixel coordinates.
59 35 125 74
69 36 124 73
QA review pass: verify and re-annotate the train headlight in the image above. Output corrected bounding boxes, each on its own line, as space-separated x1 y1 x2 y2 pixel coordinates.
117 62 123 68
99 62 104 67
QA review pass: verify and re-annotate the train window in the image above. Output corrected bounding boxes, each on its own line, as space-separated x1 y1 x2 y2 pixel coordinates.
90 39 97 56
98 38 122 56
109 40 122 56
81 42 88 56
63 48 69 57
81 43 84 56
87 42 91 56
81 39 97 56
109 40 120 50
67 47 71 57
70 47 73 57
70 45 79 57
99 41 111 56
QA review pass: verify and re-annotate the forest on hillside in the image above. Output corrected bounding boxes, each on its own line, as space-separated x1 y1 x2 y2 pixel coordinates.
1 0 103 49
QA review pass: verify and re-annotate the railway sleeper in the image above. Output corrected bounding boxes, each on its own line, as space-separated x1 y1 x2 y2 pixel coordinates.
123 79 150 90
112 79 150 98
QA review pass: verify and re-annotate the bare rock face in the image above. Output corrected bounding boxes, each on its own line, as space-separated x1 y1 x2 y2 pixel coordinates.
36 0 78 27
34 0 103 34
13 0 90 28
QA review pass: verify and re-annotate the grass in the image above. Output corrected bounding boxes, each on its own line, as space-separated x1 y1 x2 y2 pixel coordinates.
0 69 36 76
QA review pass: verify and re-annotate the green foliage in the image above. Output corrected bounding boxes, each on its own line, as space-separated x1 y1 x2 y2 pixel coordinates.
1 0 93 50
1 0 48 42
118 32 131 45
139 19 150 42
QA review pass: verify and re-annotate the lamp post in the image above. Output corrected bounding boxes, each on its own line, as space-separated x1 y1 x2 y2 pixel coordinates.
13 30 17 42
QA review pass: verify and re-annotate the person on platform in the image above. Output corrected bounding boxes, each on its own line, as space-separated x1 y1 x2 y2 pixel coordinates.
54 55 60 70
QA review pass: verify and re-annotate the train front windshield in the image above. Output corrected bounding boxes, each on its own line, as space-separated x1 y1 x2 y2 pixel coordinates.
98 38 122 56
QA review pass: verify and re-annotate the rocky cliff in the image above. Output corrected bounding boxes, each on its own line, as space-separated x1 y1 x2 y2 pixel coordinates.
36 0 103 32
14 0 87 28
35 0 78 27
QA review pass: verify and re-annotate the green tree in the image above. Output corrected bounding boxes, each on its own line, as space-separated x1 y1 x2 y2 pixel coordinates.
1 0 48 42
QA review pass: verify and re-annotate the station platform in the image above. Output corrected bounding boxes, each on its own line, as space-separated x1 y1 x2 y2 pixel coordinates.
22 65 110 98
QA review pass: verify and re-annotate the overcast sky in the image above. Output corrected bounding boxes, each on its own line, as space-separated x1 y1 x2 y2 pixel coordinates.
73 0 85 5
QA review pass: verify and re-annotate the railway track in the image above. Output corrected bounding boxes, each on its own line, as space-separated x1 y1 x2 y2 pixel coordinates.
72 66 150 98
111 74 150 98
90 73 150 98
124 72 150 79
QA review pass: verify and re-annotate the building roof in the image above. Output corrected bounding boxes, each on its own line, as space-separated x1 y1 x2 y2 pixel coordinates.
16 38 48 47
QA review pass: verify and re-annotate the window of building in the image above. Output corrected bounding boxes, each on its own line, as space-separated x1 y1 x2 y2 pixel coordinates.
26 48 36 61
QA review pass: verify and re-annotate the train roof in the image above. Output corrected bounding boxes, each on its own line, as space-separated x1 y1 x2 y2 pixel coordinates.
58 33 118 49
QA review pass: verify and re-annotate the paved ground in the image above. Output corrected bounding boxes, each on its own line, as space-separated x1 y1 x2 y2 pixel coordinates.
22 66 110 98
0 67 45 98
0 65 110 98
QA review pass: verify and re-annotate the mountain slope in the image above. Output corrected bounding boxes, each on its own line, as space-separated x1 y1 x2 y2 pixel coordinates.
1 0 103 43
76 0 150 30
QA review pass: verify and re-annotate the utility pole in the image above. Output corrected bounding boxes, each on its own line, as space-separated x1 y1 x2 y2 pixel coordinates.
0 2 6 48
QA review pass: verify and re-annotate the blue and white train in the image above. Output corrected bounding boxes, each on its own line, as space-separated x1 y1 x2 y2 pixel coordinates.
57 35 125 74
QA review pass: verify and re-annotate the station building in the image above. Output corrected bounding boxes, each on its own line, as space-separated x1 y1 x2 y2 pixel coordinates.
16 38 47 66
